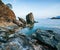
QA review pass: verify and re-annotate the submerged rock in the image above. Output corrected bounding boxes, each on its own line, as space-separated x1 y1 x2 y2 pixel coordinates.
26 13 34 24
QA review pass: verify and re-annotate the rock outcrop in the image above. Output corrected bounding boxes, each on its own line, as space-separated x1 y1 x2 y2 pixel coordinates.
0 0 25 27
13 20 24 27
18 17 26 27
31 29 60 50
0 26 35 50
18 17 26 24
26 13 34 24
0 0 16 22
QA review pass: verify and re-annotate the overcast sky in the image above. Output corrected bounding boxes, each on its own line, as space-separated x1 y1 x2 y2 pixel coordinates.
2 0 60 18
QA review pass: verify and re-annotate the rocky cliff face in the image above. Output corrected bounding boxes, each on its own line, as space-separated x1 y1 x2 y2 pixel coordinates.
0 0 16 22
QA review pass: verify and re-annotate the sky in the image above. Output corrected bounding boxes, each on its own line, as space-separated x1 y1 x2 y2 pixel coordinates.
2 0 60 18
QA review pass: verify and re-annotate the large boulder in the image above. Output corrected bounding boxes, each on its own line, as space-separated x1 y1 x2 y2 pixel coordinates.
26 13 34 24
0 0 16 22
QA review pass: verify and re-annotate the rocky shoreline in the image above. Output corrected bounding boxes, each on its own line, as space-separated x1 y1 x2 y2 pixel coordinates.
0 0 60 50
0 25 60 50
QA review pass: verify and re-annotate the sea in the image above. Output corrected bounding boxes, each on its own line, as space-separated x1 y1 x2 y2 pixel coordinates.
20 18 60 35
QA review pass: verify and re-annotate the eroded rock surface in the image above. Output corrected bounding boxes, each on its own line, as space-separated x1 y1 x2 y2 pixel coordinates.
26 13 34 24
0 0 16 22
0 26 35 50
31 29 60 50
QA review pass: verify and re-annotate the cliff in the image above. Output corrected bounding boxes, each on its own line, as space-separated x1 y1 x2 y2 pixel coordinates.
0 0 16 22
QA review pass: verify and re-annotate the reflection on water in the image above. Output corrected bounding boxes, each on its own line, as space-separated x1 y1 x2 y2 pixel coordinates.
28 23 34 29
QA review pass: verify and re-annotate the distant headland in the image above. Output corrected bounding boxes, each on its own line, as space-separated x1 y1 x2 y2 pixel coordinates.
51 16 60 19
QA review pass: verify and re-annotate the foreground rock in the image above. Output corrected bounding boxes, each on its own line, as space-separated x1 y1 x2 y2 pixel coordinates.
0 34 34 50
26 13 34 24
31 29 60 50
1 25 60 50
0 26 35 50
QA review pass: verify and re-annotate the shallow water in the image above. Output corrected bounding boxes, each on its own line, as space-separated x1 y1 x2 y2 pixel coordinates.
20 18 60 35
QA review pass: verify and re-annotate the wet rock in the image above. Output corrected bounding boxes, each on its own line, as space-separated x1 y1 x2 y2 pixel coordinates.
0 30 35 50
53 33 60 42
33 44 42 50
31 29 58 50
56 43 60 50
0 38 34 50
0 27 9 42
0 25 19 42
26 13 34 24
0 26 35 50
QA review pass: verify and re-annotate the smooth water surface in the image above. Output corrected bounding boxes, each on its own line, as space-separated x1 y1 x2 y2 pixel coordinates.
20 18 60 35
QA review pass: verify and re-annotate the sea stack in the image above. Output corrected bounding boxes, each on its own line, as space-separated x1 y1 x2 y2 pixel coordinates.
26 13 34 24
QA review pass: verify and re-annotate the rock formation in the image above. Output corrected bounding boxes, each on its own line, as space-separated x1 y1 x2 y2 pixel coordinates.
18 17 26 27
31 29 60 50
0 26 35 50
26 13 34 24
18 17 26 24
0 0 16 22
0 0 25 27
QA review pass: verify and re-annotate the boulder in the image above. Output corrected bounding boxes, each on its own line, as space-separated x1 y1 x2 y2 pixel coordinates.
26 13 34 24
0 0 16 22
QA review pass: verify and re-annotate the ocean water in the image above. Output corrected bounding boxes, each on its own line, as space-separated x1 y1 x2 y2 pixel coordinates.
20 18 60 35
